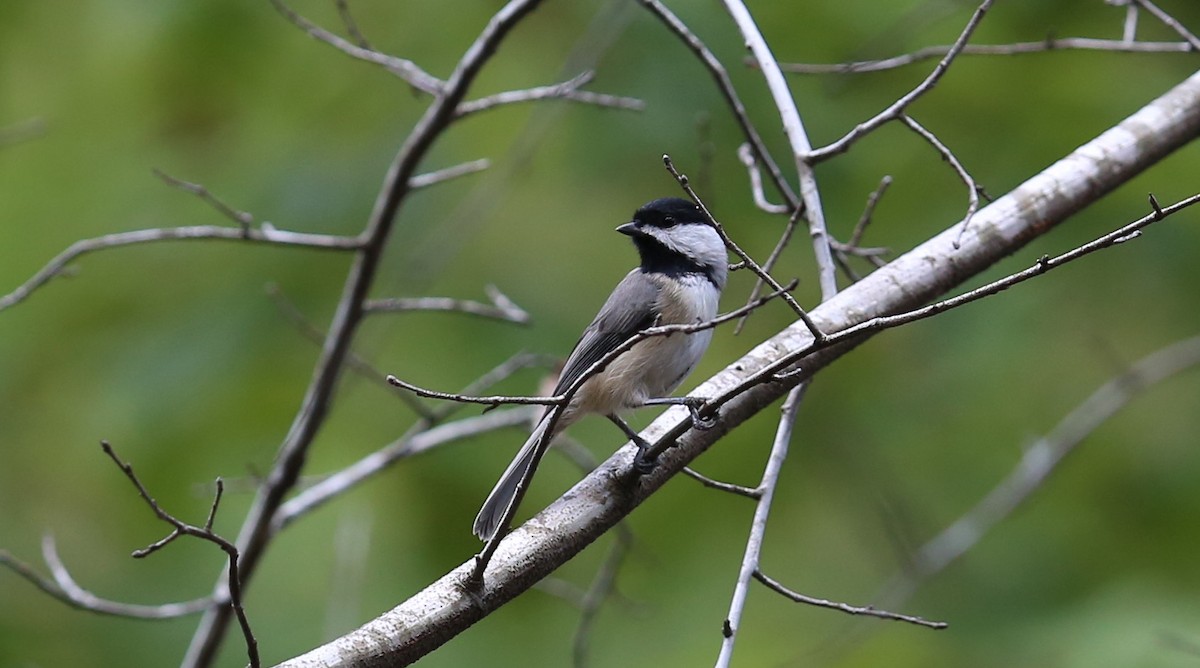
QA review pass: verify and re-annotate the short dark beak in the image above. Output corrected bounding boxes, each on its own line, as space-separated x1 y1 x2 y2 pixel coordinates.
616 221 641 236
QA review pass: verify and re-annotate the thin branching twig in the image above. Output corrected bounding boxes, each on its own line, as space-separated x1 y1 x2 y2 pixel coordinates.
808 0 996 162
778 38 1194 75
753 570 946 629
100 442 258 667
0 535 213 619
0 226 362 314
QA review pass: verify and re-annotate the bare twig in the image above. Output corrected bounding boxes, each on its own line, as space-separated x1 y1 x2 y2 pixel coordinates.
808 0 996 162
430 351 558 422
1132 0 1200 50
847 175 892 250
753 570 947 629
827 176 894 282
716 385 806 667
681 467 761 499
265 283 435 419
268 0 443 93
737 143 789 214
365 285 531 324
153 169 254 231
636 0 800 212
0 225 362 314
100 442 258 667
409 159 492 189
331 0 371 49
898 114 982 242
1122 0 1141 43
456 71 644 117
733 205 804 335
0 535 213 619
778 38 1194 75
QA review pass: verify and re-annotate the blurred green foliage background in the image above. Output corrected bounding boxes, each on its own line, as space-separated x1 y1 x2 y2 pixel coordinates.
2 0 1199 666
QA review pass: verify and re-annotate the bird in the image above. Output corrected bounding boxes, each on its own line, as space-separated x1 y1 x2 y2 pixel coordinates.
473 197 728 541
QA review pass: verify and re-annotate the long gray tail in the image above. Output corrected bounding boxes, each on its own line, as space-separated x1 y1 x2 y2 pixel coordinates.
472 414 555 541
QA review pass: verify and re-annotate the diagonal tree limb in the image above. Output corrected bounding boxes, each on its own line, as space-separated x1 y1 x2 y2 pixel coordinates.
272 60 1200 668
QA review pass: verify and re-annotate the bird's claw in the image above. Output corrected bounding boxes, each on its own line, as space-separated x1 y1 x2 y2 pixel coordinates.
633 449 659 474
684 398 717 430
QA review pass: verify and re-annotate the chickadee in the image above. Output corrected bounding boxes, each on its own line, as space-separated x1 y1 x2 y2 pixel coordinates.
473 197 728 541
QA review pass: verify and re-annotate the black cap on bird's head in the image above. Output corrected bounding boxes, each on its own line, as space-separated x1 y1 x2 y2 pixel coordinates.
630 197 706 229
616 197 727 289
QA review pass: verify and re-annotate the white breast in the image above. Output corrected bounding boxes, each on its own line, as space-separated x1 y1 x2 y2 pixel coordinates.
572 274 720 416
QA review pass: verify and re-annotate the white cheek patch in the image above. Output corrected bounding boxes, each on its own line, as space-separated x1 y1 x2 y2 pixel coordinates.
651 224 727 283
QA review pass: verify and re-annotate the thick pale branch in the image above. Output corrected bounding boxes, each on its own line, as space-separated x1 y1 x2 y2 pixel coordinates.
274 59 1200 668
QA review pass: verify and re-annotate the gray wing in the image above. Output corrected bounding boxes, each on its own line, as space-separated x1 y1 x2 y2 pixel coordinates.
553 270 660 395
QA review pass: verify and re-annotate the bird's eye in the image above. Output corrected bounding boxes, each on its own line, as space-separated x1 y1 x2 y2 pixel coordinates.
662 215 677 227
